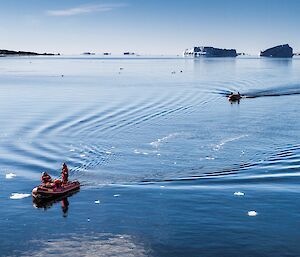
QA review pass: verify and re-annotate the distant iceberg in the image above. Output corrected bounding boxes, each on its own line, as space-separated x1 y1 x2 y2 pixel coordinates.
124 52 135 55
184 46 237 57
260 44 293 58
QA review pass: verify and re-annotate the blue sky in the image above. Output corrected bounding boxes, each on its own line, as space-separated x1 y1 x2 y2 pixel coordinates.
0 0 299 55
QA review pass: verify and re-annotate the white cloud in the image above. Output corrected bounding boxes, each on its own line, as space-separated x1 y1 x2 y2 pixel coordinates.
47 3 126 16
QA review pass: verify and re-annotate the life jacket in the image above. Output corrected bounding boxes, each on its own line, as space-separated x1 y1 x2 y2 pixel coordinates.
62 168 69 183
42 174 52 183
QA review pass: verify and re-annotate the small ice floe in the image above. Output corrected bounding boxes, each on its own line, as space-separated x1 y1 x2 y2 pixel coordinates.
10 193 30 200
94 200 100 204
5 173 16 179
113 194 120 197
234 191 245 196
248 211 257 216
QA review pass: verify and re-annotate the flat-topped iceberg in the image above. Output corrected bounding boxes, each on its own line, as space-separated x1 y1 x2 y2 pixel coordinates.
184 46 237 57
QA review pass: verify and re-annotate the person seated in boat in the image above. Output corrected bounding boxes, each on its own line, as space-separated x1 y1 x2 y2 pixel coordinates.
41 172 53 187
54 178 62 188
61 163 69 184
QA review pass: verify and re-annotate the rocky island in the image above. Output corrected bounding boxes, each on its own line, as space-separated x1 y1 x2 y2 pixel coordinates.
260 44 293 58
0 49 60 56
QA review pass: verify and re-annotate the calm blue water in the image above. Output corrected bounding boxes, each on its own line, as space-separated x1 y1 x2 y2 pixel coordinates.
1 56 300 256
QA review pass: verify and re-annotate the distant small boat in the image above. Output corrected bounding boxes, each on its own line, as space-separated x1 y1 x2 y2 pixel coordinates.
228 93 241 101
103 52 111 55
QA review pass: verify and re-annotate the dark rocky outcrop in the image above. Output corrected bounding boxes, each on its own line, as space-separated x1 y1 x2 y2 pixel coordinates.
260 44 293 58
0 49 59 56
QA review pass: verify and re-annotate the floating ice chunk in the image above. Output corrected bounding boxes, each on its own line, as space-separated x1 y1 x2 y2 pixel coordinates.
94 200 100 204
234 191 245 196
248 211 257 216
113 194 120 197
10 193 30 199
5 173 16 179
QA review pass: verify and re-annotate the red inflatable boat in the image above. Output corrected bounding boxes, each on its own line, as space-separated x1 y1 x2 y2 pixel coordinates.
32 180 80 199
228 93 241 101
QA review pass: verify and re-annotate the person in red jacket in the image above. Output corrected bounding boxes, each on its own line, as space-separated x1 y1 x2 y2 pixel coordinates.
61 162 69 184
41 172 52 185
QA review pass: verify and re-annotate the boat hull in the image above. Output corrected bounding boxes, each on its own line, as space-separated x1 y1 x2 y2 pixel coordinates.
32 181 80 200
228 94 241 101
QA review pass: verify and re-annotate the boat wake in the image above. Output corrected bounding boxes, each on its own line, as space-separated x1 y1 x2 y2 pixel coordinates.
139 143 300 186
217 83 300 99
212 135 248 151
244 84 300 98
